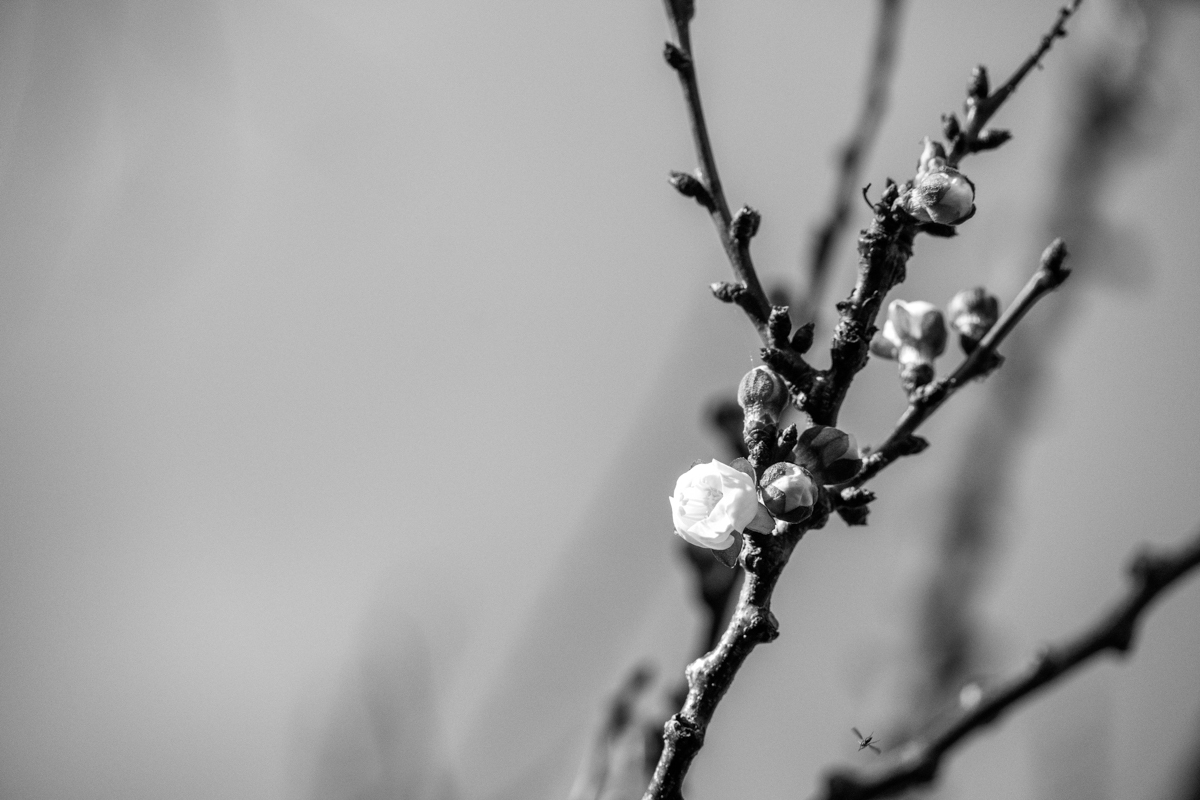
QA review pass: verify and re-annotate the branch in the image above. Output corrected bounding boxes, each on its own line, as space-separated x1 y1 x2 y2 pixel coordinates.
848 238 1070 488
803 0 906 325
661 1 772 337
644 516 819 800
814 525 1200 800
803 2 1084 427
947 0 1084 167
567 664 656 800
801 181 916 427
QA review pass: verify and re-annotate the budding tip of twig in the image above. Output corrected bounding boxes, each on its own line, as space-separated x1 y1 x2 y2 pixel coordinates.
1040 238 1071 282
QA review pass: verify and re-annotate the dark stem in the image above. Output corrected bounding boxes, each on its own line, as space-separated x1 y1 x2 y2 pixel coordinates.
802 0 906 325
948 0 1085 167
662 2 772 337
644 519 814 800
814 526 1200 800
849 239 1070 488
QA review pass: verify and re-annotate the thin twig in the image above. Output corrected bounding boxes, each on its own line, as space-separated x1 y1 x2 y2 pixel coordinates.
847 238 1071 489
947 0 1085 167
803 0 906 325
813 526 1200 800
661 0 773 338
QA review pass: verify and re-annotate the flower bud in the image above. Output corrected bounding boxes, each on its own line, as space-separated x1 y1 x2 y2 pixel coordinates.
899 138 976 226
947 287 1000 352
793 425 862 485
967 65 990 100
759 462 817 523
737 366 788 443
870 299 947 393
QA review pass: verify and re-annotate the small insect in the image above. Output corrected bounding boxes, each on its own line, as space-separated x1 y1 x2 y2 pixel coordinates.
852 727 881 754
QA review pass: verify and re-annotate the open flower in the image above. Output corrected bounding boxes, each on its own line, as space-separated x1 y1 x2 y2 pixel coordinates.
759 462 818 523
871 299 947 393
899 138 976 226
669 460 769 550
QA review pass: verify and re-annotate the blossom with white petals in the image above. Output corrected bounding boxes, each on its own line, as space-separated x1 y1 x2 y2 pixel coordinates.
669 460 762 550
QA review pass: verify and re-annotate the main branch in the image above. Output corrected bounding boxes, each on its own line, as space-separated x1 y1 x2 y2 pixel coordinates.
814 525 1200 800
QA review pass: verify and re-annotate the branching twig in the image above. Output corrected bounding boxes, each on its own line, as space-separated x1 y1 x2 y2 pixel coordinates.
661 0 773 338
847 238 1071 489
814 526 1200 800
800 2 1084 427
946 0 1085 166
803 0 906 325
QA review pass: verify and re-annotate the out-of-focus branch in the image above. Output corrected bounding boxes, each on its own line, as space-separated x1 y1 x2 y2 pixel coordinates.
814 527 1200 800
568 666 657 800
946 0 1084 167
847 239 1071 489
801 0 906 325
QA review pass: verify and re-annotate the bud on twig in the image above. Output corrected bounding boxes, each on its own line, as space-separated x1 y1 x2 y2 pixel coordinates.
663 41 691 73
947 287 1000 353
898 138 976 226
971 128 1012 152
759 462 817 523
790 321 815 354
1039 237 1071 287
729 205 761 244
668 170 714 209
737 366 788 445
768 306 791 346
942 113 961 142
967 64 990 100
710 281 747 304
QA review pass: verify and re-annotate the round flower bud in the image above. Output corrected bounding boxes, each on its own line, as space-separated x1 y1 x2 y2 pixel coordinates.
900 138 976 226
793 425 862 485
669 460 761 550
947 287 1000 352
737 366 788 444
759 462 817 523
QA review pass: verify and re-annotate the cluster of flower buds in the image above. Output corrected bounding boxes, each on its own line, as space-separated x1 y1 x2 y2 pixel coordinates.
947 287 1000 353
898 138 976 227
670 365 865 564
871 299 948 394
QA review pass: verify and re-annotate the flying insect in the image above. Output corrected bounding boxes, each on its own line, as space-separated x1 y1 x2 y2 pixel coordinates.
852 727 881 754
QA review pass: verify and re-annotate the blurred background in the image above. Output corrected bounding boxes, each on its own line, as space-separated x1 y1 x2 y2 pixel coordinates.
1 1 1198 799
